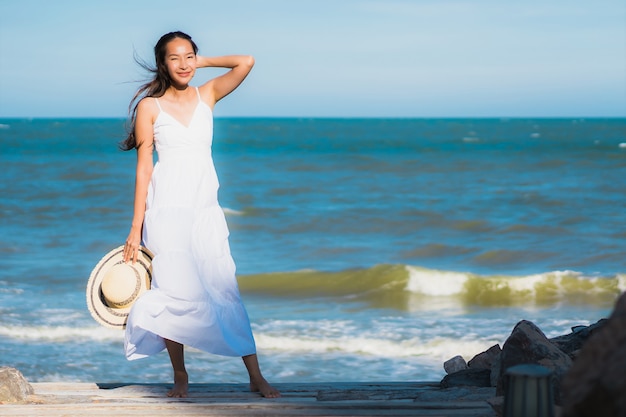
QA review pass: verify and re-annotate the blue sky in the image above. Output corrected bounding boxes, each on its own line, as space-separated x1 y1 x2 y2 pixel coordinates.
0 0 625 118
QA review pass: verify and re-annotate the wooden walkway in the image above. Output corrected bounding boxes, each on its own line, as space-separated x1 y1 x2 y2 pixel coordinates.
2 381 498 416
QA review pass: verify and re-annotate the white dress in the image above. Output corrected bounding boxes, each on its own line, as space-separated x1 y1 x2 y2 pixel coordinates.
124 87 256 360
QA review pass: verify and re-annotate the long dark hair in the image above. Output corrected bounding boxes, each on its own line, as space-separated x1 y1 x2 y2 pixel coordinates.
119 31 198 151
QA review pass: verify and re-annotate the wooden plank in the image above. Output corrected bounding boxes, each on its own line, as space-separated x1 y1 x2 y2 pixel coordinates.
0 404 495 417
0 382 497 417
0 405 492 417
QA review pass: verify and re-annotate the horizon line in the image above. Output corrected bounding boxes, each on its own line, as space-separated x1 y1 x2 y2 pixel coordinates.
1 115 625 121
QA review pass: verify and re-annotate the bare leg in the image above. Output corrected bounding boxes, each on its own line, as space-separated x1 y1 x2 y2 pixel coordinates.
242 354 281 398
165 339 189 398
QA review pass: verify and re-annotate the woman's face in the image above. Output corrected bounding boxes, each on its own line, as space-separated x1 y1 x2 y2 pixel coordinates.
164 38 197 87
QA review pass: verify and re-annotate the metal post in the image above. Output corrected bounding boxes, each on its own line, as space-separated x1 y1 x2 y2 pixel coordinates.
503 364 554 417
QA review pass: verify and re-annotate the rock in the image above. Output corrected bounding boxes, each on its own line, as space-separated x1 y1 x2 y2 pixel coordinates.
443 355 467 374
495 320 572 404
560 292 626 417
440 368 491 388
0 367 34 403
486 396 504 417
468 344 501 370
490 353 502 387
550 319 607 359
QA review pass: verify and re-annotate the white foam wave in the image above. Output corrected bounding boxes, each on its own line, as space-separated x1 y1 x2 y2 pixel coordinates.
462 137 480 143
1 321 495 365
405 266 469 295
0 124 9 129
504 270 581 294
33 373 89 383
0 324 122 342
222 207 244 215
255 333 497 363
405 266 625 297
0 288 24 294
619 143 626 149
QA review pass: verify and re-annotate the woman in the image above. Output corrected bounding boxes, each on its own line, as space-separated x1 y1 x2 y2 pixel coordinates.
120 31 280 399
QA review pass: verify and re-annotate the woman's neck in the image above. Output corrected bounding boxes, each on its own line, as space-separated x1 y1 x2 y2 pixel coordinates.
166 84 193 101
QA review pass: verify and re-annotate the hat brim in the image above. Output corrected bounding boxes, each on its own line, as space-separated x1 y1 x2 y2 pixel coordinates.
86 245 153 329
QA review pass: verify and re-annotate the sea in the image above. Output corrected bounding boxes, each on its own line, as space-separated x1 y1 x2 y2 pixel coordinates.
0 117 625 385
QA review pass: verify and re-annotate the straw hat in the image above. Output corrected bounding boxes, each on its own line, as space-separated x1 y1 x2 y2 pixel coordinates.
86 245 153 329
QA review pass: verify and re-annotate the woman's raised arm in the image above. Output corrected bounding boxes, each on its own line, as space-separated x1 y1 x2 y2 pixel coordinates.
197 55 255 108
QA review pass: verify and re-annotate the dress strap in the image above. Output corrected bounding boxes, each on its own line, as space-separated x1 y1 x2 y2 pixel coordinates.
154 97 162 111
195 87 201 100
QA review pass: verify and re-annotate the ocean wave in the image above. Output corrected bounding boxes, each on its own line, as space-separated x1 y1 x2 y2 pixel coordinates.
0 324 122 342
0 287 23 295
0 318 412 357
407 267 625 306
222 207 244 216
238 265 626 309
0 321 492 362
254 333 497 362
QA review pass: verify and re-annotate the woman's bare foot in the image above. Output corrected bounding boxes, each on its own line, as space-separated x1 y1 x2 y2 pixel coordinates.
250 376 281 398
167 370 189 398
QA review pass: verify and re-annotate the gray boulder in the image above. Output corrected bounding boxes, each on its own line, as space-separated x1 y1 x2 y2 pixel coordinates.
549 319 607 359
560 292 626 417
495 320 572 404
468 344 501 371
441 368 492 388
443 355 467 374
0 367 34 403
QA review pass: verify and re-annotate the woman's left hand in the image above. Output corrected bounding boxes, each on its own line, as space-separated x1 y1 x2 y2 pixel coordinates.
123 227 142 263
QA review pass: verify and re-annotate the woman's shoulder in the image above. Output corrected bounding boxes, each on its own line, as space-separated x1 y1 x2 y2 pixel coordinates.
138 96 159 108
197 83 216 109
137 96 160 117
